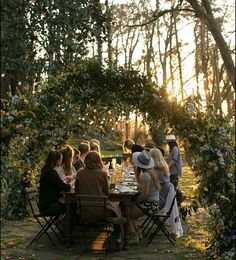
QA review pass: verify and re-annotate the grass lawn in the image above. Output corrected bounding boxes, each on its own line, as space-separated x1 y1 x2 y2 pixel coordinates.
101 149 123 157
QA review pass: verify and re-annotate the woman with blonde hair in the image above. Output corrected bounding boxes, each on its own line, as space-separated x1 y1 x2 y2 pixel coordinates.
150 148 172 209
129 150 161 244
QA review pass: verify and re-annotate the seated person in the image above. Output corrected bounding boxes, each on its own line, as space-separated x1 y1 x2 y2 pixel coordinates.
73 148 81 172
74 151 126 244
150 148 172 209
123 139 144 154
39 150 71 216
129 150 161 244
89 139 101 156
55 145 76 186
77 142 90 169
90 142 101 155
62 145 77 175
89 138 101 147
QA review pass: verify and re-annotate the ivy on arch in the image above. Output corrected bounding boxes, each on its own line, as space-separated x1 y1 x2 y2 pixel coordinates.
1 59 166 216
1 59 235 258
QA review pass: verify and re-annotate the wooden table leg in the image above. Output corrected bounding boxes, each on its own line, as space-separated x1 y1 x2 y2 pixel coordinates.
123 199 131 250
64 202 73 247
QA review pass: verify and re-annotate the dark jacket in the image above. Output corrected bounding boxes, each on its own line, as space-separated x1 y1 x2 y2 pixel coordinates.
73 159 85 171
132 144 144 153
39 167 70 213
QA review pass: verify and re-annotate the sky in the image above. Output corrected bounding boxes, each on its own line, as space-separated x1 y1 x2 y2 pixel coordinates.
100 0 235 106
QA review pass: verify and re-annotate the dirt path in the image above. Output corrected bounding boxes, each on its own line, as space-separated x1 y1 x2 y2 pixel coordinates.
1 163 208 260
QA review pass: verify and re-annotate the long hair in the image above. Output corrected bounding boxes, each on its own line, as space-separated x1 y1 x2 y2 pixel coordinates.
150 148 169 176
139 166 161 192
84 151 104 170
168 141 178 153
42 150 62 171
61 145 74 176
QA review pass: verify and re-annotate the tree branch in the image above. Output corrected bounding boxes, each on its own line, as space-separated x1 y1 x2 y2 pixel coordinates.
202 0 214 16
127 8 195 28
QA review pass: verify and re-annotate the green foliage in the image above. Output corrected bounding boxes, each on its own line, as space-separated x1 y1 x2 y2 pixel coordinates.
1 0 108 95
149 120 167 146
1 59 163 219
162 99 235 259
1 60 235 258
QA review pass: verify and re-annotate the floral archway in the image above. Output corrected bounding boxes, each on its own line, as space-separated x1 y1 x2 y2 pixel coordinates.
1 59 235 258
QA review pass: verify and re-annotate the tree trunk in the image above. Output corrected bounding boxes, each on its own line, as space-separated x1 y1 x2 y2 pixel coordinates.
169 13 175 95
173 13 184 100
106 1 113 68
200 19 210 105
194 23 200 97
125 117 130 139
213 48 223 116
186 0 235 90
97 32 103 64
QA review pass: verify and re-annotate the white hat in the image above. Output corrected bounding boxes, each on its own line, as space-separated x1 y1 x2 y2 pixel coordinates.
132 150 154 169
166 135 176 142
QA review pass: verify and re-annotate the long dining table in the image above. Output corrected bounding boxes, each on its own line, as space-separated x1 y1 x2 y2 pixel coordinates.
63 191 135 250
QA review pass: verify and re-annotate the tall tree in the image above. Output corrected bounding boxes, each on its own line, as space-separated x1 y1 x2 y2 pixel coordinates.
1 0 108 97
186 0 235 90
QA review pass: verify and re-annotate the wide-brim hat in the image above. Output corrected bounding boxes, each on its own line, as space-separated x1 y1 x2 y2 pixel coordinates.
166 135 176 142
132 150 154 169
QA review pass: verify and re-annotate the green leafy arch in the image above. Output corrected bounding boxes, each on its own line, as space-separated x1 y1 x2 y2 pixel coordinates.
1 59 235 258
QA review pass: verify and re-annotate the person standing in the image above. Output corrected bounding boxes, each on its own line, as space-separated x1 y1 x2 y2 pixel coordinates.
166 135 186 205
123 139 144 154
166 135 182 189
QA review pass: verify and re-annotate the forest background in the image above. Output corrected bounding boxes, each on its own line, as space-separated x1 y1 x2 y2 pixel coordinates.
1 1 235 259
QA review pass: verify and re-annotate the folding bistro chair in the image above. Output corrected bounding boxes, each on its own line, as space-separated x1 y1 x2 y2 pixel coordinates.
25 187 62 247
144 195 177 246
76 195 113 252
140 183 180 246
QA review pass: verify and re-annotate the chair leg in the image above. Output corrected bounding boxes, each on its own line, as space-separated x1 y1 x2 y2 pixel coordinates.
142 217 153 234
30 217 56 247
48 216 64 243
35 217 58 246
153 216 176 243
143 215 158 236
104 223 112 252
141 216 150 228
145 219 164 246
146 216 176 246
159 225 176 245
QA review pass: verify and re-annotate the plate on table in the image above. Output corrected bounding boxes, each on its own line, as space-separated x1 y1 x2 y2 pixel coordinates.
121 181 137 187
119 186 135 193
